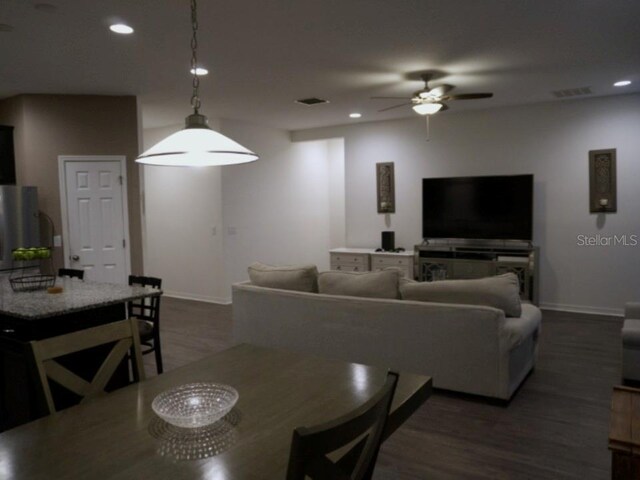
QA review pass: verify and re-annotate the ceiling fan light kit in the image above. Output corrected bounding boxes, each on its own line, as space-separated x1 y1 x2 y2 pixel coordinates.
412 103 443 115
137 0 258 167
372 73 493 116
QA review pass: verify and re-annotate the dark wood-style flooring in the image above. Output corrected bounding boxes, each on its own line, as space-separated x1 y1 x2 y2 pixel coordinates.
147 298 622 479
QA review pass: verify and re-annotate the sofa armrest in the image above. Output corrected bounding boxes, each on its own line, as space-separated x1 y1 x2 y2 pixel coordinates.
503 303 542 350
626 302 640 319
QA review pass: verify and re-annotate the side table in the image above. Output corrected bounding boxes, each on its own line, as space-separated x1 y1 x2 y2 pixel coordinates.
370 250 415 279
329 248 416 279
609 386 640 479
329 248 372 272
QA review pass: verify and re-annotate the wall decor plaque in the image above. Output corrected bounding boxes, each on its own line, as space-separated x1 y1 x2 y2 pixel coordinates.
589 149 617 213
376 162 395 213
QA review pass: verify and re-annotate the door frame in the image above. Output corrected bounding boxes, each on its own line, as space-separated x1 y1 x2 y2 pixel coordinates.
57 155 132 280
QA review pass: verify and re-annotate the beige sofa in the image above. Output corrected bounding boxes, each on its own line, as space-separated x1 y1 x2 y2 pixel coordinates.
232 281 541 400
622 302 640 382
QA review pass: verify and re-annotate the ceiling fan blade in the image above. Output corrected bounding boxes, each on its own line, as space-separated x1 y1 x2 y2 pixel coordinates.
447 93 493 100
378 102 412 112
370 96 412 100
428 84 454 97
439 103 449 111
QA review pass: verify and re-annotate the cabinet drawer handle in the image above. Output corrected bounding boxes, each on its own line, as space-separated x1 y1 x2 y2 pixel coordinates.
336 266 342 270
2 328 15 334
354 267 359 271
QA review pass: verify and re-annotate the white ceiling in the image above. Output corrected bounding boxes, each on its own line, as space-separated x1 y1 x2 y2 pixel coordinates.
1 0 639 130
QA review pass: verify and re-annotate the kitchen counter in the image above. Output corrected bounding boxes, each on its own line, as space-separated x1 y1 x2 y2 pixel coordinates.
0 275 161 320
0 275 162 431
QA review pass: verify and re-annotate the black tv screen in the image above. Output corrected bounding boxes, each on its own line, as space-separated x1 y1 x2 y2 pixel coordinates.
422 174 533 240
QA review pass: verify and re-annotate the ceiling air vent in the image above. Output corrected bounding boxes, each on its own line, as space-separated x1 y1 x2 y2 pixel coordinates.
551 87 593 98
295 97 329 106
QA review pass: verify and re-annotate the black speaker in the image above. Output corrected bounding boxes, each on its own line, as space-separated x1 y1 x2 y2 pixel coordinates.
381 231 395 251
0 126 16 185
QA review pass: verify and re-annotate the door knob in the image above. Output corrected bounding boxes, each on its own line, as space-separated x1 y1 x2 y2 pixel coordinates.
71 255 79 261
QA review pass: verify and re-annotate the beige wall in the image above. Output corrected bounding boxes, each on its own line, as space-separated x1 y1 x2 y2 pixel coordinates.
293 93 640 315
0 94 143 274
142 123 227 302
141 119 342 303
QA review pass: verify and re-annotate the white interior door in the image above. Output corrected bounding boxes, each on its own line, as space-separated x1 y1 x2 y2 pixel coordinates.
61 157 130 284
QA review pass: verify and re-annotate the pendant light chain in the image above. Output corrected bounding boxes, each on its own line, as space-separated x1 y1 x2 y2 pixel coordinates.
137 0 258 166
190 0 201 114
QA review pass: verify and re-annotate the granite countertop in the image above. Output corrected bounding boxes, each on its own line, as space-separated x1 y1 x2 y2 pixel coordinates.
0 275 162 320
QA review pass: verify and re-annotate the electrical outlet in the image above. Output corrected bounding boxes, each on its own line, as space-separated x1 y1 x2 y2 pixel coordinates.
212 226 217 236
227 227 237 235
53 235 62 247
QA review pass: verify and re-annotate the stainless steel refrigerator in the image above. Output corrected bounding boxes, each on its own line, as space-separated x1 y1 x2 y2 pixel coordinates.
0 186 39 271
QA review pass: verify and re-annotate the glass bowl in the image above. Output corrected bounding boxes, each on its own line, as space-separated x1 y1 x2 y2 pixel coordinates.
152 383 239 428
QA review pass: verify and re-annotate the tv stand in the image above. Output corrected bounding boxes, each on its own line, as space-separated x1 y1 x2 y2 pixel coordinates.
415 241 539 304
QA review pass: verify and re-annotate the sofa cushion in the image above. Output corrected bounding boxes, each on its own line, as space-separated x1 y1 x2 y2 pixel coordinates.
248 262 318 293
622 319 640 347
400 273 522 317
399 275 418 286
626 303 640 320
318 269 401 299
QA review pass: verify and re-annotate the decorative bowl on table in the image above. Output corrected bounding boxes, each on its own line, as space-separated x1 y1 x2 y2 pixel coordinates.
152 383 239 428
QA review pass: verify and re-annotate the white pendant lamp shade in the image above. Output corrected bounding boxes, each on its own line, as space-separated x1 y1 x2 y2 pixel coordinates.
412 102 443 115
137 125 258 167
137 0 258 167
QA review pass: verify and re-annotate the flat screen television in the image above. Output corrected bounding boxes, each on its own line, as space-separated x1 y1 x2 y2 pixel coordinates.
422 174 533 240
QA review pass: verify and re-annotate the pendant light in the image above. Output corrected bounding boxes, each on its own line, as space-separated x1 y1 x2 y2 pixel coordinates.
137 0 258 167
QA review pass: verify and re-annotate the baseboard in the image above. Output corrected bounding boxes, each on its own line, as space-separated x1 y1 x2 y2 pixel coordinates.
539 302 623 317
162 290 232 305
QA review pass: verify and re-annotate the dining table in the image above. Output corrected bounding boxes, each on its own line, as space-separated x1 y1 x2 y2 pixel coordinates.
0 275 162 431
0 343 432 480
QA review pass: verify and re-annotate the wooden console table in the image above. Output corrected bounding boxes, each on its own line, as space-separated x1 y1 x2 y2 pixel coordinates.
415 242 539 304
609 386 640 479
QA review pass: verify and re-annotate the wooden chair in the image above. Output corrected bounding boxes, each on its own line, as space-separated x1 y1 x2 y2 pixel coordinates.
30 318 145 414
58 268 84 280
128 275 163 374
286 371 399 480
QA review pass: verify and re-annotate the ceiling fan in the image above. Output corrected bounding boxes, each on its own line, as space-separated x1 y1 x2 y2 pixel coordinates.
371 73 493 115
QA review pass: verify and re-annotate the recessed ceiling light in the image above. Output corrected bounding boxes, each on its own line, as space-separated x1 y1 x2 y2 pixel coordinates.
190 67 208 75
0 24 14 32
349 113 362 118
109 24 134 35
614 80 632 87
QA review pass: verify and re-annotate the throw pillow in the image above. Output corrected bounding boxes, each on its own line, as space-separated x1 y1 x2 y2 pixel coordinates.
318 269 401 299
399 273 522 317
248 262 319 293
399 275 417 286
